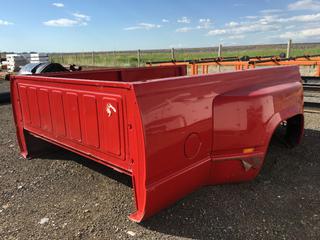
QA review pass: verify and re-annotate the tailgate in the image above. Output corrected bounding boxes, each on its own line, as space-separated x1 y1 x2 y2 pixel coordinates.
15 79 131 171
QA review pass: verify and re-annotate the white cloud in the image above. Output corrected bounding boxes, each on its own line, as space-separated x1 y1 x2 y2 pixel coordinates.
285 25 296 29
176 27 193 33
288 0 320 11
177 16 191 24
162 19 169 23
280 27 320 39
256 13 320 24
197 18 212 29
73 13 91 21
52 2 64 8
124 23 161 30
44 12 90 27
43 9 91 27
244 16 258 19
202 1 320 43
228 35 245 40
208 21 279 36
175 18 212 32
0 19 13 26
286 13 320 22
43 18 78 27
225 21 239 27
206 6 320 44
260 9 282 14
207 29 227 35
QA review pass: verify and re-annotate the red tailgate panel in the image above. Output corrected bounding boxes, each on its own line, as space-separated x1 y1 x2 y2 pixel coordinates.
51 90 67 137
17 83 128 168
83 94 100 148
38 89 53 132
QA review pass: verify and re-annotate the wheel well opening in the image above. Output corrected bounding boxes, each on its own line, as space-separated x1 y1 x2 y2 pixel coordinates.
273 114 304 148
260 114 304 177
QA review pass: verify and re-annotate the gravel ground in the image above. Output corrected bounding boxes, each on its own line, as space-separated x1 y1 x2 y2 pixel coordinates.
0 81 319 240
0 79 10 92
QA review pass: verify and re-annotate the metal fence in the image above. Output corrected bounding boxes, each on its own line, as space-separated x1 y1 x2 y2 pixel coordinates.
3 41 320 68
49 41 320 68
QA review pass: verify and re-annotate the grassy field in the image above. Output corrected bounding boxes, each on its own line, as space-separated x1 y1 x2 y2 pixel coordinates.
50 44 320 67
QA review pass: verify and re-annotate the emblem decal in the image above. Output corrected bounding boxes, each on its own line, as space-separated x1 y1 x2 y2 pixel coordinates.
106 103 116 117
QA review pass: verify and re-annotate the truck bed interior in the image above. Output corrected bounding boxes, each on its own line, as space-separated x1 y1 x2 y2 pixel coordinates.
44 65 187 82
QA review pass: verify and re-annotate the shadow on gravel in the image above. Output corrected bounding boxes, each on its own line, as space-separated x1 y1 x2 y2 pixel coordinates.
139 128 320 239
0 92 11 104
33 146 132 188
28 128 320 239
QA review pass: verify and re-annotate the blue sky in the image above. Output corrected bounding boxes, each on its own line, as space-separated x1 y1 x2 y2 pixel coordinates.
1 0 320 52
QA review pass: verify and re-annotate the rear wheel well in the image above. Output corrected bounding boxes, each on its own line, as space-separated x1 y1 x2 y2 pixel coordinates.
260 114 304 176
281 114 304 147
268 113 304 150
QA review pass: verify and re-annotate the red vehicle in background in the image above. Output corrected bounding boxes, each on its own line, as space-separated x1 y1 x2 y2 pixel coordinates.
10 65 304 222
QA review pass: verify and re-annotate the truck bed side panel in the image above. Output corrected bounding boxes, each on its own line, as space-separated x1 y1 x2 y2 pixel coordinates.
130 66 303 221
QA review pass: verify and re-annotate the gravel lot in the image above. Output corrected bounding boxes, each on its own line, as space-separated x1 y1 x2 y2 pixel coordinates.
0 80 319 239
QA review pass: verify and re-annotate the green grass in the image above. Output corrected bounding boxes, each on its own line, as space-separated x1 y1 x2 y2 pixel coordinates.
50 47 320 67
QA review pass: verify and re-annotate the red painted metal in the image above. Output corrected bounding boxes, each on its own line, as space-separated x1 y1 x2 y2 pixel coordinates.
10 65 304 222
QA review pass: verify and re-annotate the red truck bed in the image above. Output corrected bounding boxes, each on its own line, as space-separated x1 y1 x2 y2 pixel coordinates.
10 65 304 222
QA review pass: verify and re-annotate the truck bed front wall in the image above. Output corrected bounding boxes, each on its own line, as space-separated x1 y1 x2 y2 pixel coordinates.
46 65 187 82
13 78 133 173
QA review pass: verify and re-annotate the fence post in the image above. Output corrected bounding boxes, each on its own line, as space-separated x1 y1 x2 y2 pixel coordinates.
218 44 222 72
113 51 116 66
218 44 222 57
137 49 141 67
60 54 63 64
171 48 175 61
286 39 292 58
91 51 94 66
105 52 108 66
